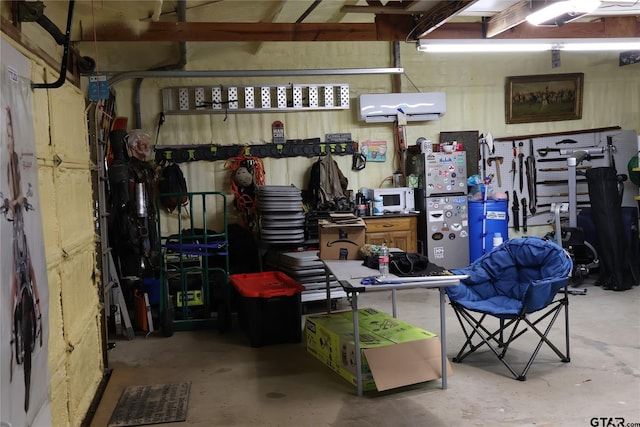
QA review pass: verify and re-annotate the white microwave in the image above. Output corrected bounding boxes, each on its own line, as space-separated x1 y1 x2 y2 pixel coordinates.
365 187 415 214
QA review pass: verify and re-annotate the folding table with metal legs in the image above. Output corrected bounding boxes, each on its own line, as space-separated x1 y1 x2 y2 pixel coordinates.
323 260 466 397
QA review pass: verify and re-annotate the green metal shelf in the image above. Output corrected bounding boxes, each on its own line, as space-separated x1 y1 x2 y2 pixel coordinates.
157 191 231 335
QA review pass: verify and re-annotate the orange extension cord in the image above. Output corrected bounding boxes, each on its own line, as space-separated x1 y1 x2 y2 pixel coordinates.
224 148 265 230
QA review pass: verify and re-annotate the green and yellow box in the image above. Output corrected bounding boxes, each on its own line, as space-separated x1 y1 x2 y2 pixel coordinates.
176 289 204 307
305 307 450 392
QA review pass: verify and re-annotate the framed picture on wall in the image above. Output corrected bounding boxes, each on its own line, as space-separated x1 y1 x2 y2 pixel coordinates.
505 73 584 124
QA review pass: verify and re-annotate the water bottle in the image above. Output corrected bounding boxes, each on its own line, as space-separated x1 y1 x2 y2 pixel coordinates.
373 197 384 215
378 241 390 278
492 232 503 249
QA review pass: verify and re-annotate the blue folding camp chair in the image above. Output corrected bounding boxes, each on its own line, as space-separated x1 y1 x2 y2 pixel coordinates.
446 237 573 380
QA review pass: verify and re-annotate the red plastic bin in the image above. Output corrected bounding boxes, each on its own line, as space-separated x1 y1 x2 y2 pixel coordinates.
230 272 305 347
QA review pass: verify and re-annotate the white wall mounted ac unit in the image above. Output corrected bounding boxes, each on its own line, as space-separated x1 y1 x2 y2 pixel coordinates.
358 92 446 123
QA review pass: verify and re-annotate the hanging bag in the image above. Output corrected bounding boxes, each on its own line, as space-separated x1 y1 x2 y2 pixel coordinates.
158 162 188 213
585 167 639 290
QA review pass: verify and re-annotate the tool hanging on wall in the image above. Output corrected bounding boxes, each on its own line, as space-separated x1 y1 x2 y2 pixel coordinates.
538 166 592 172
606 135 618 170
537 179 588 185
511 140 517 187
521 198 528 232
512 190 520 232
518 142 525 193
537 155 604 163
526 139 537 214
538 202 590 209
537 144 604 157
487 156 504 187
555 138 578 145
479 133 487 180
538 191 589 197
351 148 366 171
537 147 565 156
479 133 494 182
154 112 165 145
486 132 495 154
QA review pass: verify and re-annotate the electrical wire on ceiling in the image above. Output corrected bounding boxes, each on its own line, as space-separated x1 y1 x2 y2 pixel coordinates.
401 73 421 93
296 0 323 23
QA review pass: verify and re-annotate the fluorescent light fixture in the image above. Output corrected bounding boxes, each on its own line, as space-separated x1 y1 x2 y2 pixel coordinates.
559 41 640 51
526 0 601 27
416 39 640 53
416 39 551 53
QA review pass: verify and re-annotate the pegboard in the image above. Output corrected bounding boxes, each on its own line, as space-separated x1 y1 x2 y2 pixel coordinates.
485 128 630 230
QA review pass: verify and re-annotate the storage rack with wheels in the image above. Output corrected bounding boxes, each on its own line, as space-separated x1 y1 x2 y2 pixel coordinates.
157 191 231 336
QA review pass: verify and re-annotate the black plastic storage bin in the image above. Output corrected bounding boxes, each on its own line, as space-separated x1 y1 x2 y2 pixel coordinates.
230 272 305 347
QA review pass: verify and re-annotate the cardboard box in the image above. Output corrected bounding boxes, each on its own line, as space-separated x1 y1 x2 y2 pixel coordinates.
305 307 451 392
318 219 366 260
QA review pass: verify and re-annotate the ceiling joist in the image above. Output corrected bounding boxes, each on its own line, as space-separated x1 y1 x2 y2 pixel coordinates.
411 0 479 39
485 0 536 38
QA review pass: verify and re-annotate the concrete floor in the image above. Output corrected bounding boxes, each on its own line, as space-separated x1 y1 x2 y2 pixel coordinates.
89 280 640 427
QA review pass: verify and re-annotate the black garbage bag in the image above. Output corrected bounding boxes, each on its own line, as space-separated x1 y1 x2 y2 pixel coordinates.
585 167 639 290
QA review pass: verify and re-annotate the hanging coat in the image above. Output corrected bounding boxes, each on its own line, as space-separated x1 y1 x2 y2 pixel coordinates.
308 153 348 210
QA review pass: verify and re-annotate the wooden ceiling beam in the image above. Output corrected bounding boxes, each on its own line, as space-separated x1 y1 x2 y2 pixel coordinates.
485 0 532 38
375 14 416 41
249 1 287 55
485 0 547 38
76 17 640 42
487 16 640 39
78 21 380 42
412 0 479 39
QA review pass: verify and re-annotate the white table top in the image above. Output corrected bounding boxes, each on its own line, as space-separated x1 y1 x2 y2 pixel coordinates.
323 259 467 292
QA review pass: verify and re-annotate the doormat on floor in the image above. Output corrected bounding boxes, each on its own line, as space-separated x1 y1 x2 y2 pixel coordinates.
108 382 191 427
